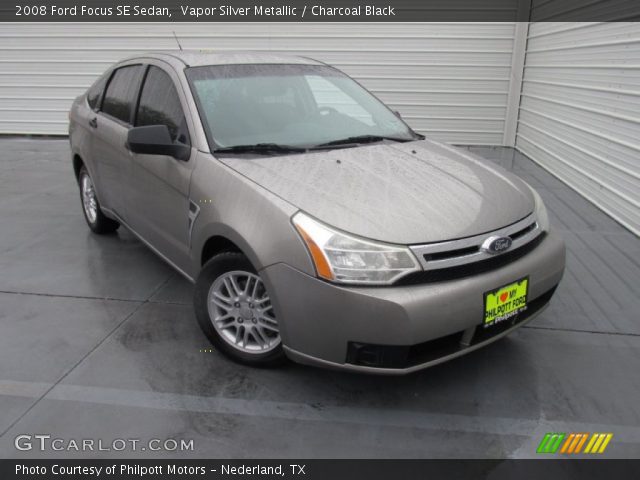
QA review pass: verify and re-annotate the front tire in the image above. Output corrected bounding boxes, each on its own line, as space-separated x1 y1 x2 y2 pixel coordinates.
78 165 119 234
194 252 285 367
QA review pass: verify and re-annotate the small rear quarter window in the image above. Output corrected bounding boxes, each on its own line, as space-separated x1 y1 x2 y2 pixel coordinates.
87 74 108 110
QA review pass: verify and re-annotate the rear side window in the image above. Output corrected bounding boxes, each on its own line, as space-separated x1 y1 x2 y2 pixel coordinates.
101 65 143 124
87 74 108 110
136 66 190 144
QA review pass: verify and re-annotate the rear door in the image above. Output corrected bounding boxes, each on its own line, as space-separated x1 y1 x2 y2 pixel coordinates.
91 64 144 220
128 63 195 271
70 70 108 192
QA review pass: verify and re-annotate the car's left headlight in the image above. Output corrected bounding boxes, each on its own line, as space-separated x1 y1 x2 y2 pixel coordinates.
292 212 421 285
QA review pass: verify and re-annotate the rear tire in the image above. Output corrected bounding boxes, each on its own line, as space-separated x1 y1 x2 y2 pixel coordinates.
194 252 285 367
78 165 119 234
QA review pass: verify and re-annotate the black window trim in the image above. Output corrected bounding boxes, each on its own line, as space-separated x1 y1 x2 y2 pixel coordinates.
132 64 151 127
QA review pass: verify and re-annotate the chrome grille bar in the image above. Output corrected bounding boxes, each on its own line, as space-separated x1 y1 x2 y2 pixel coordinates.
409 213 541 271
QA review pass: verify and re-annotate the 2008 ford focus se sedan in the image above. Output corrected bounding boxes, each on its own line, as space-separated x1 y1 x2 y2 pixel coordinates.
68 51 565 374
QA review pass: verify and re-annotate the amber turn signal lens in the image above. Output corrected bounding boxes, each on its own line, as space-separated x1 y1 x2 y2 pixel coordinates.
294 223 334 281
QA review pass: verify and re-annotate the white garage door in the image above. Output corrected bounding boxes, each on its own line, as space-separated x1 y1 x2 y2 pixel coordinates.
0 22 518 145
516 22 640 236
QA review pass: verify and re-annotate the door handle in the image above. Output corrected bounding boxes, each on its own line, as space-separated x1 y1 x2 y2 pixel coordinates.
88 117 98 129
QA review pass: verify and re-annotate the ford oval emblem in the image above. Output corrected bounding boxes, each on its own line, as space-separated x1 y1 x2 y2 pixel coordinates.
481 235 512 254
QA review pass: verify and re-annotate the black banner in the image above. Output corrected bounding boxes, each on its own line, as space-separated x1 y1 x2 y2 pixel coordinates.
3 0 640 22
2 460 640 480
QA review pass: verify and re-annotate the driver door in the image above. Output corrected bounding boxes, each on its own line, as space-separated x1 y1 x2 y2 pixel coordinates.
127 64 195 272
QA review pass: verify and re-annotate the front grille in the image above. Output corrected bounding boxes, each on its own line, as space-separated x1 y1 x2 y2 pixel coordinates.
397 232 545 285
405 213 542 285
345 285 557 369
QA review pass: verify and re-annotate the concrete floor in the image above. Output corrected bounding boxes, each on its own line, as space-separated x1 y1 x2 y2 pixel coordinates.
0 138 639 459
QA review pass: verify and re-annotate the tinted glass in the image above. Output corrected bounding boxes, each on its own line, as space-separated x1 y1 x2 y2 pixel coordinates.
87 74 108 110
136 66 189 144
186 64 414 148
101 65 143 123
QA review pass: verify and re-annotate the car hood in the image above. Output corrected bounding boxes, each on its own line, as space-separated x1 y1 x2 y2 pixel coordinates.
217 139 535 244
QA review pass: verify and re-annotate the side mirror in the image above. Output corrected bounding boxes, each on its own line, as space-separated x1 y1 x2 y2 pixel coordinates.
127 125 190 161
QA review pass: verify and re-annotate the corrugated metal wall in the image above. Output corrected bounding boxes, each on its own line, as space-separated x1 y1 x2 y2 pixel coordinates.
516 22 640 236
0 22 517 145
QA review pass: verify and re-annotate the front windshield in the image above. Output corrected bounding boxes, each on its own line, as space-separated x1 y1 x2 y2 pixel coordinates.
186 63 416 149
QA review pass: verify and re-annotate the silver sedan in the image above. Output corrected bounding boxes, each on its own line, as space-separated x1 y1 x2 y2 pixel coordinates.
68 51 565 374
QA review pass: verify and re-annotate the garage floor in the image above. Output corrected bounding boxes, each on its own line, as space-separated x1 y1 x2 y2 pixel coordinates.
0 138 638 459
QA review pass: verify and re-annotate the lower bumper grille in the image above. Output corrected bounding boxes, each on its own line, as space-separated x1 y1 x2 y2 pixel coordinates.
345 285 557 369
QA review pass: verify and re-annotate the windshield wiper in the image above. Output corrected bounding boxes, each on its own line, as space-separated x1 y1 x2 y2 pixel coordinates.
213 143 306 155
311 135 413 148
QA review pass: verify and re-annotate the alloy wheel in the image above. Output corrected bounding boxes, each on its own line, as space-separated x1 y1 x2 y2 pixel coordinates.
207 270 280 354
81 173 98 224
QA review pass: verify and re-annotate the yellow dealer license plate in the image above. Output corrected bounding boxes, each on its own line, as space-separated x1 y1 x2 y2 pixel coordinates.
483 277 529 328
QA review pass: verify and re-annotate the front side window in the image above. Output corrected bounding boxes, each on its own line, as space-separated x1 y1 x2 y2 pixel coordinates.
186 64 415 149
136 66 189 144
101 65 143 124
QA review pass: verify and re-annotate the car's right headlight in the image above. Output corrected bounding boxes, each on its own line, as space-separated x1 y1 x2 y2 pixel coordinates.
292 212 420 285
528 185 550 232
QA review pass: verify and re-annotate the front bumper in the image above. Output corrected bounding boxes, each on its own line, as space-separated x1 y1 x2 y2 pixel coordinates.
260 231 566 374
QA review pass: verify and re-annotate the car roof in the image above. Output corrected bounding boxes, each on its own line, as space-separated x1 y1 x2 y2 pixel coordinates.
123 50 324 68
